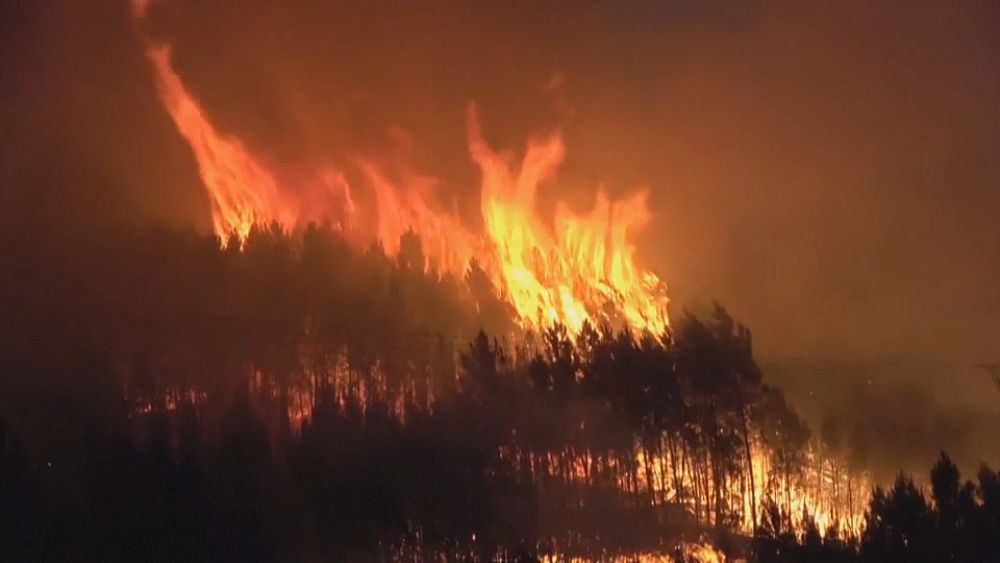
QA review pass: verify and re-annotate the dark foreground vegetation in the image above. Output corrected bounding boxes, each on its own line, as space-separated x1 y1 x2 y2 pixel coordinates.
1 223 997 561
751 454 1000 563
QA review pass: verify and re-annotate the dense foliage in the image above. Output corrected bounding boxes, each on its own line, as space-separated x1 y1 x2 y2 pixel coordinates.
0 224 996 561
751 453 1000 563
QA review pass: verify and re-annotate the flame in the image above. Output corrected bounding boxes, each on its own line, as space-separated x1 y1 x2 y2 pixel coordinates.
539 543 729 563
682 542 728 563
144 46 298 240
359 160 479 274
468 108 667 333
137 19 668 334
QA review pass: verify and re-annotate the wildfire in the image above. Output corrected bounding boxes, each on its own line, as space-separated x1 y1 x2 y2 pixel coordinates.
144 45 299 241
134 5 668 335
540 544 729 563
468 112 667 333
634 440 869 539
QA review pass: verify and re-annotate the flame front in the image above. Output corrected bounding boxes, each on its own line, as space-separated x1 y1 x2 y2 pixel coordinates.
138 24 668 334
469 108 667 333
145 46 298 241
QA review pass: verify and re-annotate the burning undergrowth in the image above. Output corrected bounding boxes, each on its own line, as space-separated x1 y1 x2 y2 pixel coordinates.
1 2 997 561
0 221 874 560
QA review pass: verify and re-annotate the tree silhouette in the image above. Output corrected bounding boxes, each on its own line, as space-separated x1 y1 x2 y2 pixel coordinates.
1 222 997 560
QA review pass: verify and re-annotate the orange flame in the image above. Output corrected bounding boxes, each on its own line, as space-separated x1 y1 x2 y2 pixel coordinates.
359 160 479 275
468 108 667 333
145 46 298 241
138 21 668 334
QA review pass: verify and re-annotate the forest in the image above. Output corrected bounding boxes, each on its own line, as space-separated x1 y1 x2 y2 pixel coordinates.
1 222 998 561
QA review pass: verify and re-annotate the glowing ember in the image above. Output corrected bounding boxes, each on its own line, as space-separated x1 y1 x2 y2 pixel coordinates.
539 543 730 563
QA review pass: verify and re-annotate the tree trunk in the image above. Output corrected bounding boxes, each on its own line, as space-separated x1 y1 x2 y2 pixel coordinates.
643 442 657 505
740 405 758 529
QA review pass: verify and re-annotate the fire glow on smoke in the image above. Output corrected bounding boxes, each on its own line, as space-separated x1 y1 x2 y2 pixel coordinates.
132 4 873 550
134 1 668 337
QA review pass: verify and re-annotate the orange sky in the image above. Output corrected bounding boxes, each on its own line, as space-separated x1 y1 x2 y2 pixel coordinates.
2 0 998 397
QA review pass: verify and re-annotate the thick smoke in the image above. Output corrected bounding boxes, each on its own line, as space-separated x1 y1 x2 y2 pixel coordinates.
1 0 998 472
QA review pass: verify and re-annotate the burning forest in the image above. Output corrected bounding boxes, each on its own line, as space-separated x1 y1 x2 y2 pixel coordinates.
2 1 999 562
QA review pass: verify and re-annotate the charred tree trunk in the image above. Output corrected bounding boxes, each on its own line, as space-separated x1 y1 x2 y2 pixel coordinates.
740 405 757 529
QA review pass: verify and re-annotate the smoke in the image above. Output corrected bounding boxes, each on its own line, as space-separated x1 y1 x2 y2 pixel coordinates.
1 0 998 469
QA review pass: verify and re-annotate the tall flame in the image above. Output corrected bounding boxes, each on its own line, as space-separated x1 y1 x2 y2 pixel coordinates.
137 19 668 334
359 160 479 274
468 108 667 333
146 46 298 240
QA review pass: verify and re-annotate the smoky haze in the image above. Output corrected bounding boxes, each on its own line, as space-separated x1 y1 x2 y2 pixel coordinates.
2 0 998 472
